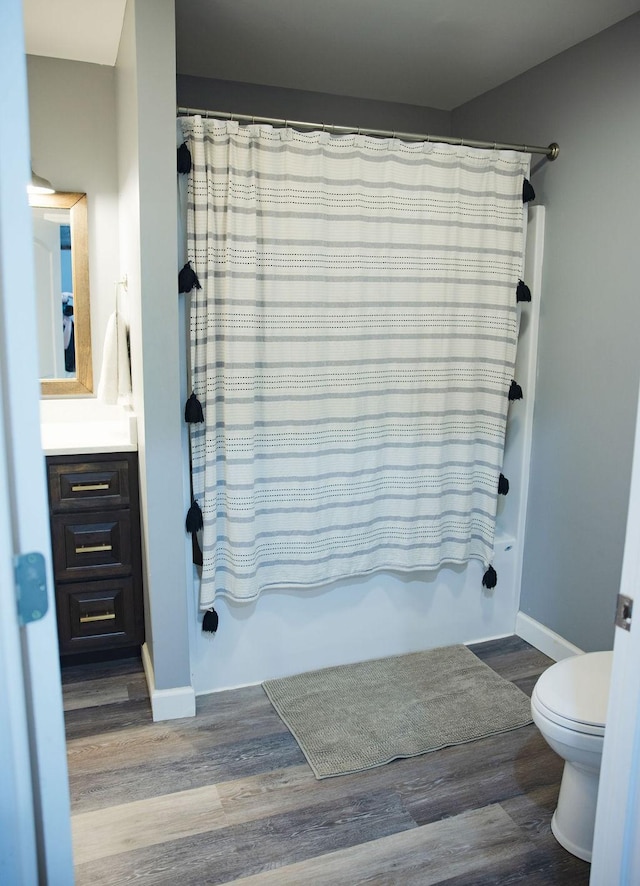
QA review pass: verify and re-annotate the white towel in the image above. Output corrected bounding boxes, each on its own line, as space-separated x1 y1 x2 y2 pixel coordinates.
97 312 131 404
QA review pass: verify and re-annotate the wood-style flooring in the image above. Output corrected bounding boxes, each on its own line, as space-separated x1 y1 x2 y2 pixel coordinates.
62 636 591 884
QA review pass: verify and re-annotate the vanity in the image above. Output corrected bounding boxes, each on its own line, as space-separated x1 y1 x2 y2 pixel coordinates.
41 401 143 660
33 187 144 660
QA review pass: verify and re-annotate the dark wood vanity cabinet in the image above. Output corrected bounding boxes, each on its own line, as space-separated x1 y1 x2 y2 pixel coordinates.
46 452 144 657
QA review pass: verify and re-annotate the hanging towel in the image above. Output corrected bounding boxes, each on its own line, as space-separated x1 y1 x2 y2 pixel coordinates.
97 311 131 404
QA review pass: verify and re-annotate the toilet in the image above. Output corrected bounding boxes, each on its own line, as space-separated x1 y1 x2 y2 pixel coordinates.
531 650 613 863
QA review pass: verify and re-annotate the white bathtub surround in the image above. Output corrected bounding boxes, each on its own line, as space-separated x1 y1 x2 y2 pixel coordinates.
39 398 137 455
496 208 544 615
191 535 519 695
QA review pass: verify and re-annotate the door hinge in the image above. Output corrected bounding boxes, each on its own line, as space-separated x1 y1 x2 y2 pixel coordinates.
615 593 633 632
14 552 49 625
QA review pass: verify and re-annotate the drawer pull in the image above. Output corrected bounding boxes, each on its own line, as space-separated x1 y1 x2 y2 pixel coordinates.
75 543 113 554
71 482 110 492
79 612 116 624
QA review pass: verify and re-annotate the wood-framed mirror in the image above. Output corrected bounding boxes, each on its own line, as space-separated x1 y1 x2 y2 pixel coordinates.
29 191 93 396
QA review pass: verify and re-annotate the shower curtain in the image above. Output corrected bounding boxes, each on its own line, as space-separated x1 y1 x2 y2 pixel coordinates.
180 116 529 608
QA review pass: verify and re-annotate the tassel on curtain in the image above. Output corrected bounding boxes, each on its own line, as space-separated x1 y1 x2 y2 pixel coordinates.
185 392 204 423
177 142 192 174
179 261 201 294
516 279 531 303
482 566 498 589
509 380 524 401
523 178 536 203
181 116 530 609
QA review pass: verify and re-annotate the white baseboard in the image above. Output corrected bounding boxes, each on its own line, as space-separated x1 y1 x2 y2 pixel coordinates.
141 642 196 721
516 611 584 661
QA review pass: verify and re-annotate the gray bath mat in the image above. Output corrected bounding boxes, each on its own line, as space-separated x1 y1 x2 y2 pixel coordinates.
262 644 533 779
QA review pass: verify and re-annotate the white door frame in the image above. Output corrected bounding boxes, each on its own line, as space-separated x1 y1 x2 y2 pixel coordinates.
0 399 38 886
0 1 74 882
591 387 640 883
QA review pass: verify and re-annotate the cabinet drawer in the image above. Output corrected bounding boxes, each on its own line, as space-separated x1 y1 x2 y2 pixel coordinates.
48 459 131 513
55 577 142 653
51 510 132 581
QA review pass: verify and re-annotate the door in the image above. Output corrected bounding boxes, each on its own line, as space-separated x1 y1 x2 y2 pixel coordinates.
590 386 640 883
0 0 75 883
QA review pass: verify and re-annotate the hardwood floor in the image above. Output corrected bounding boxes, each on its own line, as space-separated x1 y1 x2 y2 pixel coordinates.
62 637 591 884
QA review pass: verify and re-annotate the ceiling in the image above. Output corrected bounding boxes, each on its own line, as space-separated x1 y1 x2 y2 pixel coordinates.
23 0 640 110
23 0 127 67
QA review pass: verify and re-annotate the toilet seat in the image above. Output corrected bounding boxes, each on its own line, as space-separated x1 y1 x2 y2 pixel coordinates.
532 690 605 736
532 651 612 736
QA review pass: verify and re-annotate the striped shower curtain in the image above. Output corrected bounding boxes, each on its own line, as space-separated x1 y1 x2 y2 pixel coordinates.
180 116 529 608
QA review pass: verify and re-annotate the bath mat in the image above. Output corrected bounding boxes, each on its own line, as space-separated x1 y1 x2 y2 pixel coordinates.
262 644 533 779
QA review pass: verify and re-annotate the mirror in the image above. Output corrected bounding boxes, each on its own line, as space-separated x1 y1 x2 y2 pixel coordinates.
29 192 93 396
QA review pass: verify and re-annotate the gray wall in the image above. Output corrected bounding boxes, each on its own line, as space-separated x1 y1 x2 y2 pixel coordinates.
453 13 640 651
27 56 120 389
177 74 451 135
116 0 191 695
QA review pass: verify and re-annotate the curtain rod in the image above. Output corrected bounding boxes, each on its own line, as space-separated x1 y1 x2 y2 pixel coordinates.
177 106 559 161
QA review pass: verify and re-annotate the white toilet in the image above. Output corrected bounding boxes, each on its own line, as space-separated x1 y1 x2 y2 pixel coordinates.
531 649 613 863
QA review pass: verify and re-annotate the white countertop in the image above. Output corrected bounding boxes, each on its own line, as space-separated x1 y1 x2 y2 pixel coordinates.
40 399 137 456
